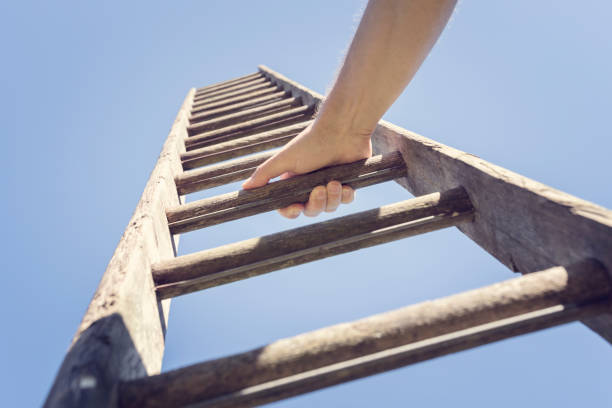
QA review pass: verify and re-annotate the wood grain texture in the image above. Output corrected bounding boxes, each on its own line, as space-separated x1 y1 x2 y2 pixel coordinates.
192 83 274 109
193 77 268 102
176 150 276 195
195 72 260 94
182 134 298 170
150 302 609 408
181 121 310 170
173 166 406 234
186 105 312 145
190 91 290 123
120 260 611 408
187 97 300 134
155 188 474 298
44 90 193 407
168 152 407 233
184 117 310 154
260 65 612 343
259 65 323 107
191 86 282 115
177 166 256 195
372 122 612 342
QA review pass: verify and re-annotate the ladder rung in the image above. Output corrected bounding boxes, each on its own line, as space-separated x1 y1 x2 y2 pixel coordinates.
121 260 610 408
177 150 277 195
191 87 283 115
192 83 274 109
181 121 311 169
182 134 296 170
156 188 473 298
185 105 313 146
190 91 290 123
193 77 268 102
168 152 407 233
184 118 310 155
187 97 301 134
195 72 261 94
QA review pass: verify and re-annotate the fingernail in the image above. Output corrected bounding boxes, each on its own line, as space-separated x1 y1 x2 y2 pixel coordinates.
317 189 326 199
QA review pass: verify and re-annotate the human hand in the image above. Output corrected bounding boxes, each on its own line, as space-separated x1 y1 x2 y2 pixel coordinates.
241 122 372 218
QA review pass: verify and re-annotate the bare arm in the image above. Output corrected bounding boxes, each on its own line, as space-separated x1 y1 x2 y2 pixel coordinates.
243 0 457 218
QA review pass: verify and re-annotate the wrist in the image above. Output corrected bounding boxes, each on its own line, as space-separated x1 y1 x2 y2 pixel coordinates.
313 95 375 142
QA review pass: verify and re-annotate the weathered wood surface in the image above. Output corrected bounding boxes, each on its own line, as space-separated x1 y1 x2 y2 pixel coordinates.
191 86 282 115
171 167 405 234
186 115 311 152
155 188 473 298
143 303 609 408
120 260 611 408
190 91 290 123
182 135 296 170
192 83 274 109
168 152 407 233
193 77 268 102
373 123 612 342
178 166 256 195
184 120 310 156
176 150 276 195
195 72 260 94
44 90 194 407
260 65 612 342
259 65 323 107
188 97 300 134
181 121 311 170
186 105 312 146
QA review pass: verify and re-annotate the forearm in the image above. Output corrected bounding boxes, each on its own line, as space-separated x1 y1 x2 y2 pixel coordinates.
315 0 457 138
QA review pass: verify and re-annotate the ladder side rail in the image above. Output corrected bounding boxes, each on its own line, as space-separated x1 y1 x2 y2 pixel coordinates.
43 90 195 408
259 65 612 344
118 260 610 408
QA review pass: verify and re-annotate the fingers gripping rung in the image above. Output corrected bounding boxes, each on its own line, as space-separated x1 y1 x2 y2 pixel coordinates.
157 187 474 298
167 151 408 233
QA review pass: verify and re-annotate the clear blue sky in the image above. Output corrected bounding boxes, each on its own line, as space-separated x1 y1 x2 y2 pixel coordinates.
2 1 611 407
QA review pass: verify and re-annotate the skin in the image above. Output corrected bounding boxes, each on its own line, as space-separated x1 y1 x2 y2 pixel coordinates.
243 0 457 218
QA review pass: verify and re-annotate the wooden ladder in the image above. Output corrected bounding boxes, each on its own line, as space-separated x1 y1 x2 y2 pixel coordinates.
45 66 612 408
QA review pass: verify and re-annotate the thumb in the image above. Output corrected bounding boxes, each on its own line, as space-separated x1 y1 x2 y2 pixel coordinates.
242 154 290 189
